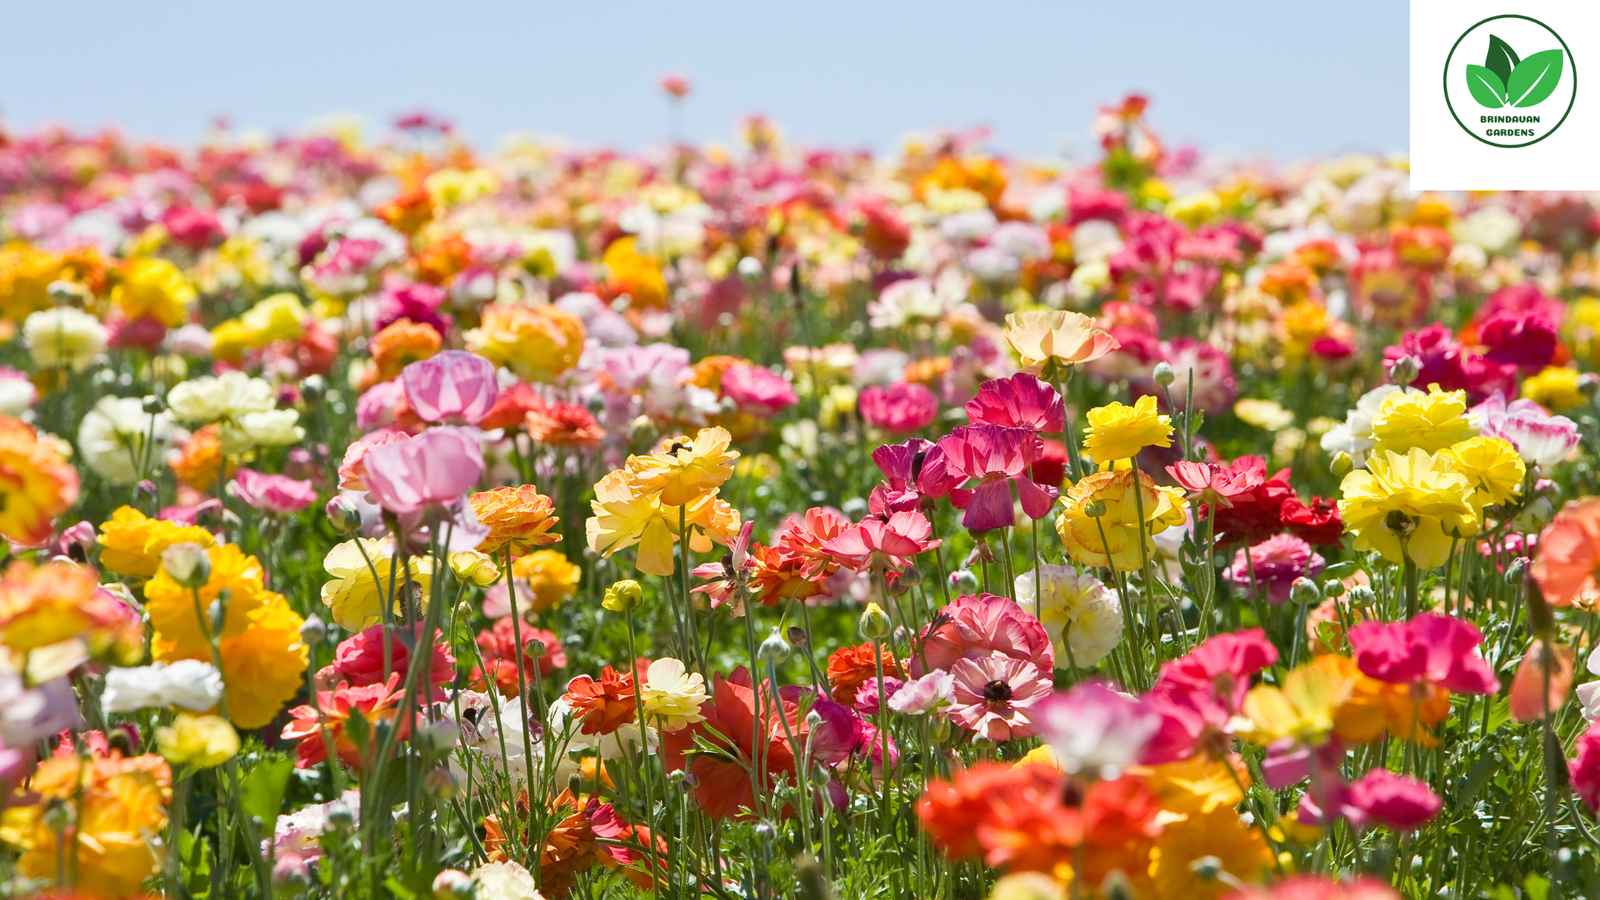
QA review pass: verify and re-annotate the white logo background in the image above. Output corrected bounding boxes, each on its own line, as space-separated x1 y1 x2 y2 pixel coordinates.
1412 0 1600 189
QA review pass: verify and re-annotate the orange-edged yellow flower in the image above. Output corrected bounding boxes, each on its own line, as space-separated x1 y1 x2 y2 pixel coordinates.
0 241 74 321
1082 394 1173 463
1148 807 1272 900
1240 653 1359 745
98 506 216 579
0 558 115 652
1002 310 1120 372
0 752 171 899
465 303 585 382
623 426 739 507
1055 468 1187 571
0 416 79 547
111 256 195 327
512 549 582 614
144 542 307 729
471 485 561 556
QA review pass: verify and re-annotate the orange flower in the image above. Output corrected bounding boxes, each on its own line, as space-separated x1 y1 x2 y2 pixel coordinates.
1333 675 1451 746
602 237 668 309
170 424 227 491
412 233 472 285
917 762 1071 865
1003 310 1120 374
1533 497 1600 609
484 790 603 900
690 355 741 392
0 558 118 652
471 485 561 556
377 187 434 235
826 642 903 707
904 356 952 386
368 318 441 383
0 416 79 546
564 666 638 736
526 401 606 448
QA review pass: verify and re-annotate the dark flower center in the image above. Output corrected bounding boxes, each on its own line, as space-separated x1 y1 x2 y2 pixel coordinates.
982 679 1013 703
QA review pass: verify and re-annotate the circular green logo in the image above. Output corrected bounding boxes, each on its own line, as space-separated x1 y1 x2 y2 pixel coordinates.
1443 14 1576 148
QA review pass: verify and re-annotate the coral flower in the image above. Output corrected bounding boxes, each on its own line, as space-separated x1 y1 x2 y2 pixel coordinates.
1055 468 1188 570
1003 310 1120 372
1338 448 1479 568
860 382 939 433
1532 497 1600 608
826 642 903 707
526 399 606 447
170 423 227 491
471 484 561 556
1508 638 1575 723
470 616 567 695
1083 394 1173 463
917 592 1055 675
660 667 811 821
368 318 442 382
822 510 941 573
400 350 500 426
0 416 79 547
917 761 1067 863
564 666 639 736
281 675 406 769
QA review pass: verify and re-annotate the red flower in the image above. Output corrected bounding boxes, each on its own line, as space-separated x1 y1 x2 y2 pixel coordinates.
281 675 406 770
660 667 810 821
1204 456 1293 546
1280 495 1344 547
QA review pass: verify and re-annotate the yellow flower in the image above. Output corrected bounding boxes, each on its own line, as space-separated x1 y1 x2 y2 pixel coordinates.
1368 384 1478 455
156 713 240 768
112 257 195 327
623 427 740 507
1240 653 1358 745
1082 394 1173 463
0 558 110 652
1129 756 1248 816
512 549 581 613
98 506 216 579
1442 436 1525 511
212 292 310 362
1233 398 1294 430
0 241 65 321
320 536 435 632
144 543 308 729
1055 468 1186 570
464 303 586 382
588 470 680 576
1148 808 1272 900
602 236 669 306
1338 447 1479 568
1522 365 1586 411
450 550 502 587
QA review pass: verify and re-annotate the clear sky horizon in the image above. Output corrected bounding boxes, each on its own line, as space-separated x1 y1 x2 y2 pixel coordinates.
1 0 1408 162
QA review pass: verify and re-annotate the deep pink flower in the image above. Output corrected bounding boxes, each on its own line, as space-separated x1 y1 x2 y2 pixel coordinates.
1477 308 1558 371
721 362 798 418
106 313 169 352
934 423 1058 531
821 510 941 573
1382 323 1514 403
946 654 1050 741
378 280 452 337
1167 460 1264 509
868 439 939 514
1223 533 1326 604
162 206 225 249
916 592 1055 676
964 374 1064 434
1572 723 1600 813
1142 629 1279 761
1342 769 1441 831
231 468 318 514
859 382 938 432
401 351 499 426
1347 612 1499 695
317 624 456 701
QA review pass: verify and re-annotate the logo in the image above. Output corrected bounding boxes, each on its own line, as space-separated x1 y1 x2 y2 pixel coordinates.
1443 15 1576 147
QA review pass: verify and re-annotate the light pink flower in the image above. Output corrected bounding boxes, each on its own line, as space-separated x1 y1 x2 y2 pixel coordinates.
231 468 318 514
362 428 486 552
946 654 1049 742
401 350 499 426
338 428 412 491
721 362 798 418
1035 681 1160 778
1472 391 1580 468
916 592 1054 676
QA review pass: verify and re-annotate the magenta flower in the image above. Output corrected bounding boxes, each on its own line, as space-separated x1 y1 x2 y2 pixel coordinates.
401 351 500 426
1347 613 1499 695
1572 723 1600 813
859 382 938 433
721 362 798 418
946 654 1050 742
1142 629 1277 762
916 592 1054 676
1342 769 1442 832
377 280 452 337
231 468 318 514
822 510 941 573
935 423 1058 531
1383 322 1514 403
964 373 1064 433
1478 308 1557 371
1034 681 1160 778
1223 533 1326 604
868 439 945 514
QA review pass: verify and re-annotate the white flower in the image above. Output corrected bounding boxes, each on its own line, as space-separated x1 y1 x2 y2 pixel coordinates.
1320 384 1405 466
1072 219 1123 263
1579 646 1600 723
0 373 36 417
1456 206 1521 256
641 657 706 732
472 861 545 900
102 660 224 712
866 270 972 329
77 396 175 485
270 789 360 862
22 306 106 372
167 371 276 424
1014 564 1124 668
221 408 304 453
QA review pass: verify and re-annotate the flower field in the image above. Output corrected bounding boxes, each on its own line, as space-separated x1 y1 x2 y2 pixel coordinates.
2 92 1600 900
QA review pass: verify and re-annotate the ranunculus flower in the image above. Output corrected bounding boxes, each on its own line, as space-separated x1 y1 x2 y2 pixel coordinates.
401 350 500 426
231 468 318 513
859 382 938 432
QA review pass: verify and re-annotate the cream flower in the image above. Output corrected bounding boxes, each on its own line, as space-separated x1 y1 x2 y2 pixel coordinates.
77 396 175 485
167 371 276 424
1013 564 1124 668
22 306 107 371
641 657 707 732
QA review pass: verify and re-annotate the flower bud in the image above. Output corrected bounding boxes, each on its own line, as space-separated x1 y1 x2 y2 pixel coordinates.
1329 451 1354 478
1153 361 1176 386
603 579 644 612
1289 577 1322 606
142 395 165 415
1084 499 1108 518
859 602 893 641
423 767 459 802
753 822 776 842
299 615 327 646
787 625 810 647
898 566 923 587
759 629 792 663
737 256 764 279
1322 579 1346 598
1348 584 1377 607
418 719 460 755
949 569 979 592
1505 556 1529 586
161 542 212 589
1190 855 1224 881
1387 354 1421 388
301 374 329 406
325 495 364 535
432 869 473 900
929 715 952 742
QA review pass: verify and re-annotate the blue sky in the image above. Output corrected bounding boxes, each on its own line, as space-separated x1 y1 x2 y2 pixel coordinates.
1 1 1407 160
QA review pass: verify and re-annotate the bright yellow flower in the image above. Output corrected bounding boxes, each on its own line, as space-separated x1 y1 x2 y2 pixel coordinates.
450 550 502 587
1055 468 1186 571
1442 435 1526 511
464 303 586 382
112 257 195 327
1522 365 1586 411
1369 384 1478 455
1129 756 1248 816
98 506 216 579
1338 447 1479 568
145 543 307 729
320 536 434 632
1148 808 1272 900
1083 394 1173 463
0 241 64 321
512 549 581 613
623 426 739 507
602 236 669 306
1240 653 1359 744
587 469 680 576
212 292 310 361
1233 398 1294 430
156 713 240 768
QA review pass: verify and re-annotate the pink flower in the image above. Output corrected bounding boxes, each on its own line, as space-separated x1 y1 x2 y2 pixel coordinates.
1223 534 1326 604
365 429 483 516
964 373 1064 434
859 382 938 432
1383 323 1513 403
946 654 1050 741
1347 613 1499 695
1342 769 1441 832
401 351 499 426
338 428 412 491
317 624 456 701
355 379 406 431
822 510 941 573
1571 723 1600 813
934 423 1058 531
888 670 956 714
162 206 225 250
1167 460 1263 509
231 468 318 514
1478 308 1557 371
1034 681 1160 778
659 72 692 98
868 439 939 514
916 592 1054 676
1142 629 1277 762
1472 391 1580 468
721 362 798 418
378 280 452 337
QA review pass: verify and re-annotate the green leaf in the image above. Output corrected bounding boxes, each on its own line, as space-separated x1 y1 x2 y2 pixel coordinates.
1523 873 1551 900
1485 35 1520 87
239 756 293 835
1466 65 1508 108
1508 49 1564 107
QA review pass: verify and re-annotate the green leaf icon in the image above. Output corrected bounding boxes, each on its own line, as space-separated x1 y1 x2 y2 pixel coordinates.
1508 49 1564 107
1485 35 1520 88
1466 65 1508 108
